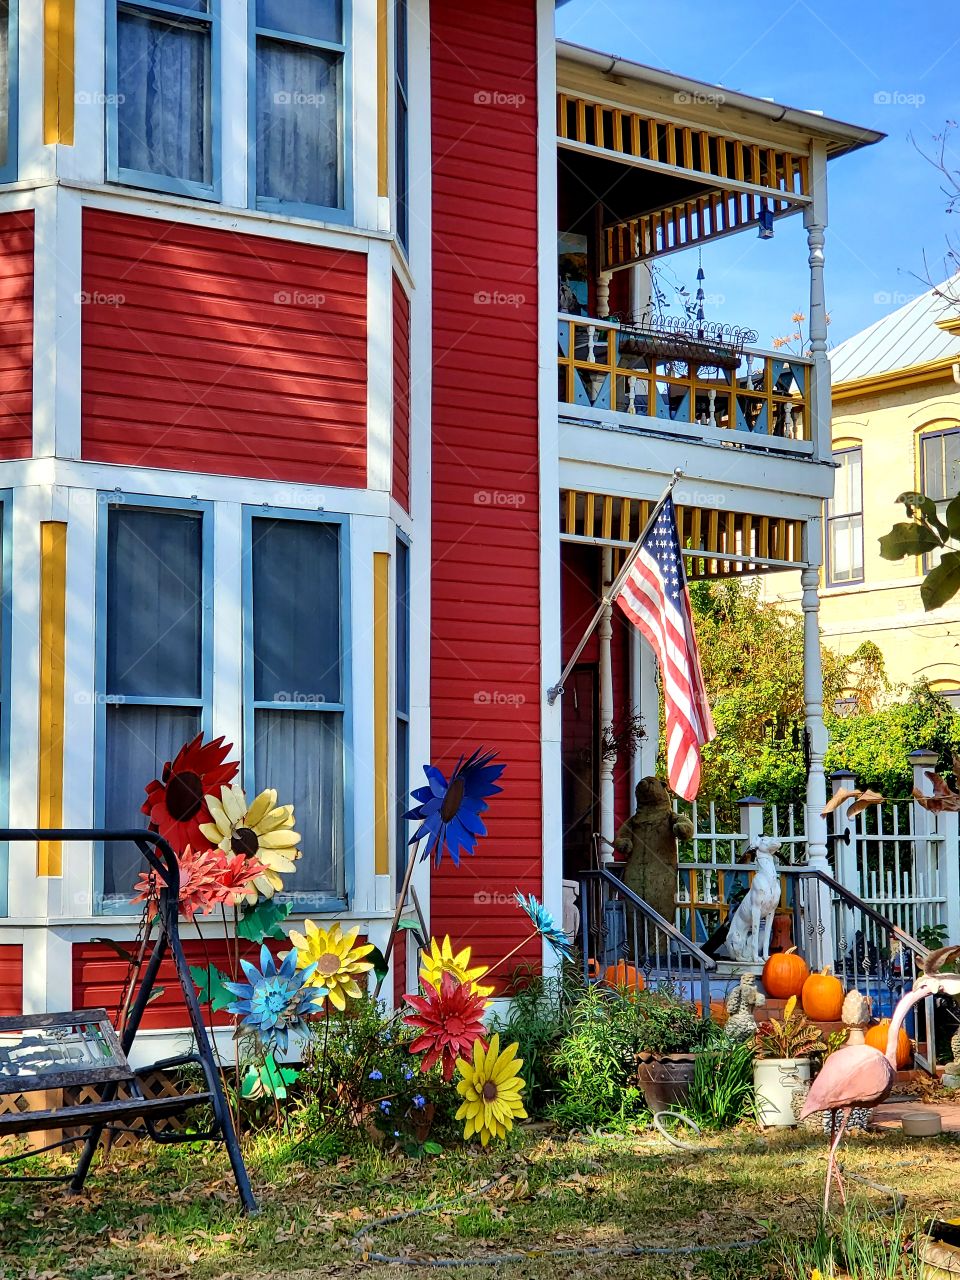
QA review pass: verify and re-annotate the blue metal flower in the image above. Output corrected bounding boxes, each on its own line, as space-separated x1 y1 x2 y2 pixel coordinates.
514 891 574 961
224 943 326 1052
404 748 504 868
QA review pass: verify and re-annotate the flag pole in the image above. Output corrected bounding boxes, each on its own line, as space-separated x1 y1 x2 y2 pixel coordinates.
546 468 684 706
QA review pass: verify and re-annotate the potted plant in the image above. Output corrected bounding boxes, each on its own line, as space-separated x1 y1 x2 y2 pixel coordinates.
753 995 826 1127
626 987 715 1114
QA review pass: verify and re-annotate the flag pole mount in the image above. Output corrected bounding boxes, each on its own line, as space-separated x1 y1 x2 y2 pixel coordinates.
546 468 684 706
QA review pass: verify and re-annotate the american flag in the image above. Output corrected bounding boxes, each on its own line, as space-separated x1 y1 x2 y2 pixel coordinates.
614 497 716 801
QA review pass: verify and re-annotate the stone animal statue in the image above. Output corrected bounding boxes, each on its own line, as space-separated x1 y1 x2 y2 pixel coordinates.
724 973 765 1042
614 777 694 922
719 836 782 965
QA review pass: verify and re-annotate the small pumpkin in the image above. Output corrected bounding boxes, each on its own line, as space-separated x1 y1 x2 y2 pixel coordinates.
801 967 844 1021
604 961 645 993
864 1018 913 1069
762 946 809 999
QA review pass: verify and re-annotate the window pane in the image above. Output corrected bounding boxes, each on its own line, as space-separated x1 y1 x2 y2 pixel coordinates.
254 709 344 897
829 514 863 583
107 508 203 698
944 433 960 501
831 448 861 517
396 94 409 250
256 0 342 43
0 1 9 170
395 715 409 881
117 11 210 184
102 704 200 900
396 541 409 716
256 39 342 208
251 519 340 703
923 434 947 501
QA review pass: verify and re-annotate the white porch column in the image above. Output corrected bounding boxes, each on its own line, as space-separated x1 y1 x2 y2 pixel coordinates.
801 521 834 968
911 748 960 943
804 140 830 463
829 769 859 954
598 547 616 862
596 271 613 319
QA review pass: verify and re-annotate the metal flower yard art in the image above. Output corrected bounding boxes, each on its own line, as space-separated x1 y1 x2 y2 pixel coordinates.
403 970 489 1080
420 936 495 999
287 921 376 1010
404 748 505 868
455 1034 527 1146
224 944 326 1053
200 784 302 899
513 891 574 963
141 733 239 851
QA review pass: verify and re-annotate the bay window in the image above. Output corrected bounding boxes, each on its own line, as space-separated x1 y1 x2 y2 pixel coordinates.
100 502 209 905
109 0 216 196
252 0 348 216
245 513 347 904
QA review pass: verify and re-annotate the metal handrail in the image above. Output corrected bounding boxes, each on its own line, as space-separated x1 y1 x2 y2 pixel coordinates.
781 865 930 964
584 867 718 970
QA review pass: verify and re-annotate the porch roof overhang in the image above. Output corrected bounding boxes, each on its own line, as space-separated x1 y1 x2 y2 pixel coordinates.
557 40 884 272
560 486 807 579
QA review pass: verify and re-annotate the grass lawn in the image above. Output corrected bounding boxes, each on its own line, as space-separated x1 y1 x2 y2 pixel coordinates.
2 1122 959 1279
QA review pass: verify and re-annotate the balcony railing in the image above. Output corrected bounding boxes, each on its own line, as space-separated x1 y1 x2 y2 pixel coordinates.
558 313 811 446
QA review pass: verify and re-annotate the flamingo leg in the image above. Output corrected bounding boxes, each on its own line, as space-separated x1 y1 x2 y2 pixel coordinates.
824 1107 851 1217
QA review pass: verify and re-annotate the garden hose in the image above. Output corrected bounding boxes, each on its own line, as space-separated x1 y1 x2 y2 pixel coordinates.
349 1177 767 1267
651 1108 703 1150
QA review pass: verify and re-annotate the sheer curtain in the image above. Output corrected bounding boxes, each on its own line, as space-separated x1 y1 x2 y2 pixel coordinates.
103 508 203 903
0 1 9 170
255 39 341 208
117 9 209 183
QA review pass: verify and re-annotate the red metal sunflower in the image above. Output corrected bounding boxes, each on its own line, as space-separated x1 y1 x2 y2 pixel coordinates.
404 971 488 1081
141 734 239 853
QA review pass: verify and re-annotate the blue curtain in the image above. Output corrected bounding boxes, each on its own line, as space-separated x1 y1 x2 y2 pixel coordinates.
255 39 341 208
117 10 209 183
257 0 341 43
0 1 9 169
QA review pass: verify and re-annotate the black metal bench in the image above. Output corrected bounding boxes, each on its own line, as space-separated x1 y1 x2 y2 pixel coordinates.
0 830 256 1213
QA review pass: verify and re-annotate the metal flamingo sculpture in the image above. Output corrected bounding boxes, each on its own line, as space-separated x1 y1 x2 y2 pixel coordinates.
799 950 960 1216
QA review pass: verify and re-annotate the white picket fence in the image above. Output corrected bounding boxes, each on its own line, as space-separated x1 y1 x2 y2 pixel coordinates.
674 751 960 949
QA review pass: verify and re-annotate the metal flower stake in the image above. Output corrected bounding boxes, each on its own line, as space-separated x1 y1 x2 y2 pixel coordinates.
374 748 504 997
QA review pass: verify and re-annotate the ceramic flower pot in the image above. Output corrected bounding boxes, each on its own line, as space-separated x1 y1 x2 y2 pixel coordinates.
753 1056 812 1127
634 1052 697 1114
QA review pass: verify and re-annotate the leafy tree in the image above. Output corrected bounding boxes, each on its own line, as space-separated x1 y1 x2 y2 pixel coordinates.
880 489 960 610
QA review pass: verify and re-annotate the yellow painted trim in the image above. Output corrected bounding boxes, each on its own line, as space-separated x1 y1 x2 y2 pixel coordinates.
43 0 76 145
832 358 958 402
377 0 389 197
935 315 960 336
38 522 68 877
373 552 390 877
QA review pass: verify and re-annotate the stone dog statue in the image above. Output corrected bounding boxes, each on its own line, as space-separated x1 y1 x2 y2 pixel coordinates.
614 777 694 922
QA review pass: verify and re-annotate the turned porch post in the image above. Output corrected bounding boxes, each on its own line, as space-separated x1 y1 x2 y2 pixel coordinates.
805 140 830 463
599 547 616 862
801 519 834 968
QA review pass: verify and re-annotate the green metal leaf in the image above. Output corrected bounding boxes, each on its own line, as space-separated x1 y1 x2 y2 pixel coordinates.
240 1066 260 1099
423 1140 444 1155
189 963 234 1012
258 1054 299 1099
237 898 293 943
921 551 960 612
878 522 941 560
366 944 389 982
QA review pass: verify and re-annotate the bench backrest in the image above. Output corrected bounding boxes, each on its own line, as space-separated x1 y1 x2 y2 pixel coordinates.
0 1008 133 1095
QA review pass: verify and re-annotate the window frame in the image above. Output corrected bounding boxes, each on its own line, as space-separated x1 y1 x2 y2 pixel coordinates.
241 505 353 911
247 0 353 224
105 0 221 201
919 426 960 572
825 444 864 587
394 0 409 253
394 531 410 882
0 492 12 916
94 494 214 914
0 0 18 185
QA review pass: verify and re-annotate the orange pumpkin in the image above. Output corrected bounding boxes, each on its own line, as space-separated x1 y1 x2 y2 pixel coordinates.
864 1019 913 1069
762 947 810 999
604 961 645 993
801 967 844 1021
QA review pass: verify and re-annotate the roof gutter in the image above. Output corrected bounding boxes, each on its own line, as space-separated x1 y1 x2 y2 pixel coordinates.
557 40 885 155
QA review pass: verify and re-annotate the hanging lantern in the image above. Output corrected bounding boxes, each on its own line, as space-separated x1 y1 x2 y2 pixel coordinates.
758 200 775 239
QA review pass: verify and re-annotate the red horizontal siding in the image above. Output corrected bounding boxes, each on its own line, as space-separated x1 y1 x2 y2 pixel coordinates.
392 273 411 512
428 0 542 975
0 211 34 459
81 210 367 485
0 944 23 1015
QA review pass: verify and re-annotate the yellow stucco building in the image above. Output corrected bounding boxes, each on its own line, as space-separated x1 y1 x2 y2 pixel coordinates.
816 279 960 699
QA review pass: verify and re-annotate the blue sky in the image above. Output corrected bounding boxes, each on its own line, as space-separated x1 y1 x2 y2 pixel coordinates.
555 0 960 348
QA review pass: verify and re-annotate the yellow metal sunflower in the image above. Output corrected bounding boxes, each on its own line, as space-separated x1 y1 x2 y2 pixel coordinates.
455 1034 527 1146
419 935 494 999
287 920 375 1010
199 784 300 900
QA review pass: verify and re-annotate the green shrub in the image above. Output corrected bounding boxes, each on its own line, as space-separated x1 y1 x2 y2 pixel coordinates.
685 1039 756 1129
488 964 578 1117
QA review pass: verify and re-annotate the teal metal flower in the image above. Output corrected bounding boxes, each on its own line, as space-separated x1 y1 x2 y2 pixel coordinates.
404 748 504 868
224 943 326 1051
514 891 573 961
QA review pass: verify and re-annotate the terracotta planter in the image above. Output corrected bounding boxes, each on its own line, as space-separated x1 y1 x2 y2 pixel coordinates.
753 1056 811 1127
634 1052 697 1114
